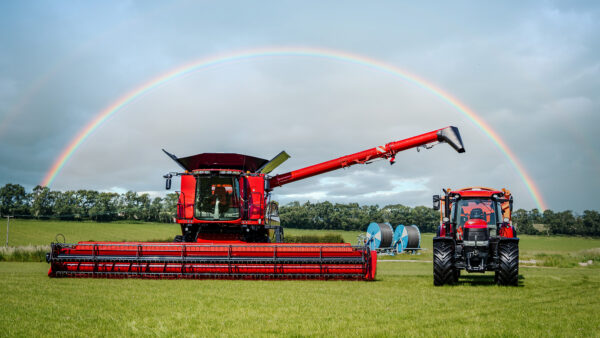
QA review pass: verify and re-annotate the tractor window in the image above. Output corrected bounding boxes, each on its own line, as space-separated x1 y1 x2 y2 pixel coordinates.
195 176 240 220
453 198 499 227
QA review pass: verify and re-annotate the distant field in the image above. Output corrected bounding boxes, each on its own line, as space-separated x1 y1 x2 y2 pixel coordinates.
3 219 180 247
3 219 600 265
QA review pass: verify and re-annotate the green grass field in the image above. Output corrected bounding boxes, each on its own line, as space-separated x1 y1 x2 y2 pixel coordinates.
3 219 180 246
1 262 598 336
0 220 599 336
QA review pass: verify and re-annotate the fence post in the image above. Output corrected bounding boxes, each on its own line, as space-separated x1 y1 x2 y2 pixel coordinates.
5 216 13 247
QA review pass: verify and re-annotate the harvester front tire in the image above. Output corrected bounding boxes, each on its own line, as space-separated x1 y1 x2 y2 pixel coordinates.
433 240 455 286
496 241 519 286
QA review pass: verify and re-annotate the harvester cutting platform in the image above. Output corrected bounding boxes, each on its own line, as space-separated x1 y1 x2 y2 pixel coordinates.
47 126 465 280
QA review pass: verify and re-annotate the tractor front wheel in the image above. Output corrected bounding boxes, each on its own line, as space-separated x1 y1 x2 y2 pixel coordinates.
453 268 460 283
433 240 455 286
496 240 519 286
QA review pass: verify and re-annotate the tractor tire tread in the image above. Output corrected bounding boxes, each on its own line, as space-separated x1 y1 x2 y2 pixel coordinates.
496 241 519 286
433 240 455 286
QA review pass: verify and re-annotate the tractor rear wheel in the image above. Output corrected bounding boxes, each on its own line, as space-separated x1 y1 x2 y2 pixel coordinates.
433 240 455 286
496 241 519 286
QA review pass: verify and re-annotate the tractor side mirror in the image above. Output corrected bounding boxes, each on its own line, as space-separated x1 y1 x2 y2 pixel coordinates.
509 196 513 212
432 195 440 210
163 174 172 190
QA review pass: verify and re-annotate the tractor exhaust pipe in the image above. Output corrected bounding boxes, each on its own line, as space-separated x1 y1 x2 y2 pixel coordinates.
437 126 465 153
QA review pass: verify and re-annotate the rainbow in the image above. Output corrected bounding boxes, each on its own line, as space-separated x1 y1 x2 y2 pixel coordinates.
40 46 547 210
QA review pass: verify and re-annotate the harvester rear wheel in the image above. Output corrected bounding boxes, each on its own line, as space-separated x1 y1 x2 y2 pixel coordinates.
496 241 518 286
433 240 455 286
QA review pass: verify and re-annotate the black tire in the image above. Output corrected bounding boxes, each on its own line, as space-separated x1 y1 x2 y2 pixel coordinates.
174 235 184 242
433 240 455 286
453 268 460 283
496 240 519 286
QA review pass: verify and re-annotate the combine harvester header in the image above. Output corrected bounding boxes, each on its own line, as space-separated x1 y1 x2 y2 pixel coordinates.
47 126 465 280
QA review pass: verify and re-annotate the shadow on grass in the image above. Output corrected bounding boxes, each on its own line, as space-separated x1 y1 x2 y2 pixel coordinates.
456 273 525 287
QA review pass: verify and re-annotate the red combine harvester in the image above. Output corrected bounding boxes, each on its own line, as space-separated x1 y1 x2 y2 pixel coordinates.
432 187 519 286
47 126 465 280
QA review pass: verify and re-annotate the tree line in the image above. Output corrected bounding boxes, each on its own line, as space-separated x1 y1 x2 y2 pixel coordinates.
1 184 599 236
0 184 177 222
279 203 600 237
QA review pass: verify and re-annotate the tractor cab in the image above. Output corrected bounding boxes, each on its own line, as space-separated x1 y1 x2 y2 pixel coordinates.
434 187 513 240
452 197 502 241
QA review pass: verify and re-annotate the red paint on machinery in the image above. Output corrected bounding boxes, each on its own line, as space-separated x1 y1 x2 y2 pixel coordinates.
47 126 465 280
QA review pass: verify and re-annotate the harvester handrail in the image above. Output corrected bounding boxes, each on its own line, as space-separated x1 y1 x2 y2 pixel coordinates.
175 191 192 220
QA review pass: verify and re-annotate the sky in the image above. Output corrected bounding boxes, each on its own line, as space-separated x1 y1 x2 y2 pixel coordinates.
0 1 599 212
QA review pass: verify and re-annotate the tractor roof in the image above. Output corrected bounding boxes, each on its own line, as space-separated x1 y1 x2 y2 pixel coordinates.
451 189 502 198
167 152 268 172
453 190 501 197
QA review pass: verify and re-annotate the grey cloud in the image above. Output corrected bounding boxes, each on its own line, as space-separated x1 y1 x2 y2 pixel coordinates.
1 1 598 211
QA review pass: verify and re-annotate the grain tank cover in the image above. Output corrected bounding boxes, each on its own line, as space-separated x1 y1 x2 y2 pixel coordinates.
164 150 268 172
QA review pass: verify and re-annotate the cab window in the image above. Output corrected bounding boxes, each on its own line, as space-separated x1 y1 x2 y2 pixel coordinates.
195 176 240 220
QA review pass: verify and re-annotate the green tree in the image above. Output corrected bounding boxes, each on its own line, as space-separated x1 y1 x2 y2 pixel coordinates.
0 183 29 216
30 185 54 218
89 192 119 222
581 210 600 236
512 208 537 235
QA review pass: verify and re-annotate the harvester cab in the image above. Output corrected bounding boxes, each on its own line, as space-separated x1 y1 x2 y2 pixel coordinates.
47 126 465 280
432 187 519 286
161 150 287 243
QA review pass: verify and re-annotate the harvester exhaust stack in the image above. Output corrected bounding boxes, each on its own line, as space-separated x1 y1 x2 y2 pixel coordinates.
47 126 465 281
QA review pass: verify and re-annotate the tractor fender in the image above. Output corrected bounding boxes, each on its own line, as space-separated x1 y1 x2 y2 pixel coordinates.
497 237 519 244
433 236 455 245
436 224 453 237
499 225 518 238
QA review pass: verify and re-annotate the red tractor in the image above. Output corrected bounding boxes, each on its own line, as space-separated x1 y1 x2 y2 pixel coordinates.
47 126 465 280
432 187 519 286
